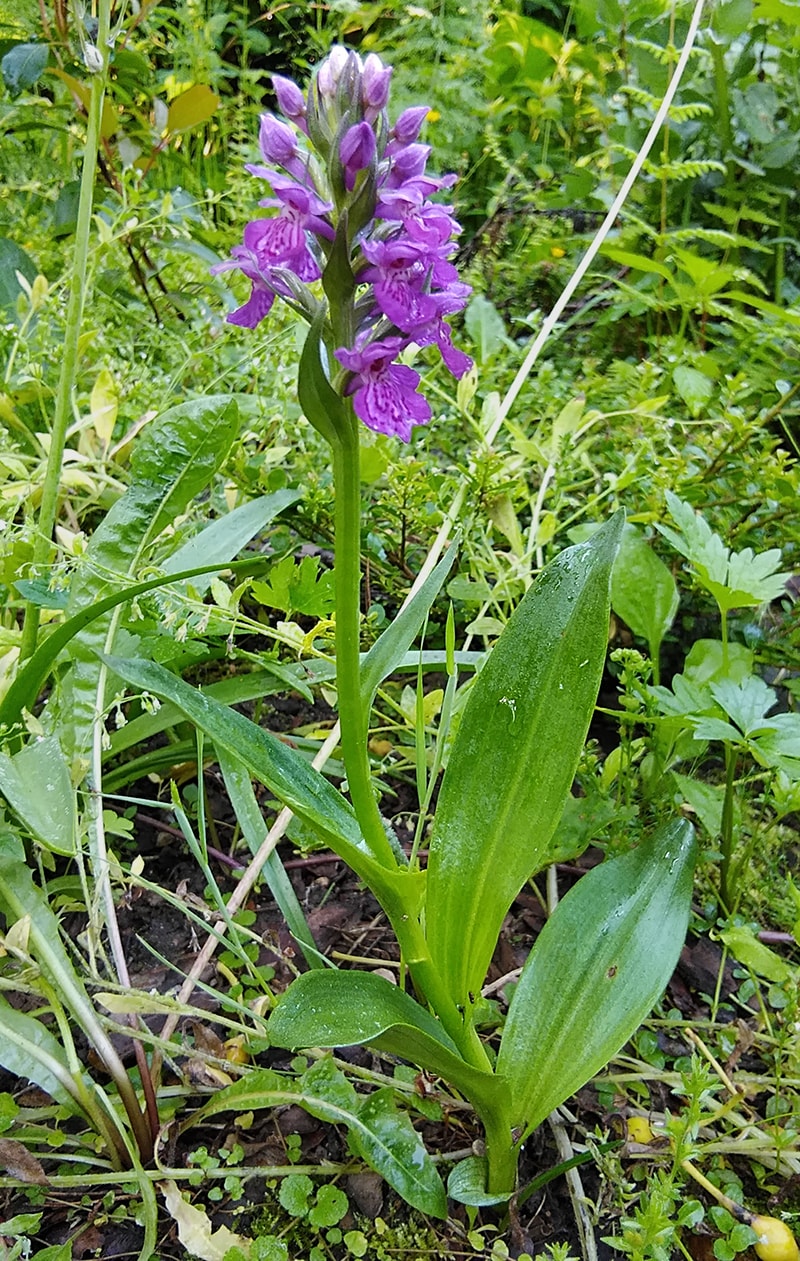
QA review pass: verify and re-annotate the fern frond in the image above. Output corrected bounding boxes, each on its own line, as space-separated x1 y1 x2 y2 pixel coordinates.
664 228 772 252
643 158 727 180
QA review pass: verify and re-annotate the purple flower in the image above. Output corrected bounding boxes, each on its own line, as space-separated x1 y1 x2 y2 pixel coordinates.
273 74 308 133
340 122 377 190
376 186 462 248
361 53 392 121
388 105 430 149
257 113 309 183
361 237 438 330
336 337 431 441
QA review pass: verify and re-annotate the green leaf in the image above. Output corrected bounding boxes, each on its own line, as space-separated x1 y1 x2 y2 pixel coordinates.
673 365 714 417
187 1062 446 1218
447 1156 512 1207
348 1088 446 1220
0 556 267 732
720 926 793 984
360 542 457 711
0 237 37 310
102 655 419 907
425 510 624 1009
0 996 83 1112
497 818 696 1135
464 294 507 363
611 525 679 664
298 317 346 445
165 84 220 133
268 970 508 1128
683 640 754 685
60 397 239 759
0 735 76 855
659 493 789 614
216 750 324 970
712 0 753 37
251 554 335 618
162 490 300 597
600 247 675 283
1 43 49 95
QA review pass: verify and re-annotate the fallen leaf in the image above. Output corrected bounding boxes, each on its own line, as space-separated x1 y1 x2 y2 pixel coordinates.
0 1138 47 1183
160 1180 249 1261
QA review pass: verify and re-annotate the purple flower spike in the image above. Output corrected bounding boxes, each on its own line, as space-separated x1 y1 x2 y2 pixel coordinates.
215 46 472 442
361 53 392 121
340 122 377 190
273 74 308 134
336 338 431 441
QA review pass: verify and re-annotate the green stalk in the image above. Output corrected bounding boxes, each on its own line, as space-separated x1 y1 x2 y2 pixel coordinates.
331 418 397 869
328 405 491 1072
18 1 112 663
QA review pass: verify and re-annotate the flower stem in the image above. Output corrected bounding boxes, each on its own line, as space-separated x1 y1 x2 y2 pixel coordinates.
19 5 112 663
331 417 397 869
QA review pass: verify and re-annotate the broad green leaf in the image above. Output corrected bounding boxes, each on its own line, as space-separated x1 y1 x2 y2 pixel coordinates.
464 294 507 363
497 819 696 1135
673 365 713 417
683 639 754 685
447 1156 511 1207
267 969 504 1110
426 510 624 1009
1 43 49 95
0 996 83 1112
162 491 300 596
600 247 674 282
61 397 239 758
712 0 753 37
102 655 423 911
188 1062 447 1217
0 238 37 310
360 541 458 711
0 735 76 855
611 525 679 664
720 926 793 984
165 84 220 133
348 1088 446 1219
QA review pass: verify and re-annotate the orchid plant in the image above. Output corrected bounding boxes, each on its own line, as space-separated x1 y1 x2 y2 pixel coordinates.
102 48 696 1211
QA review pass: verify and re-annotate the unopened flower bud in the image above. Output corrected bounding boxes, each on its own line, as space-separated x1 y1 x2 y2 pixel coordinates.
391 105 430 147
361 53 392 119
259 114 298 165
340 122 376 190
317 45 351 98
273 75 307 131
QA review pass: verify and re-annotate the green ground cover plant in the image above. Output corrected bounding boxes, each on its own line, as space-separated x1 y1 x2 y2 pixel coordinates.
0 1 799 1259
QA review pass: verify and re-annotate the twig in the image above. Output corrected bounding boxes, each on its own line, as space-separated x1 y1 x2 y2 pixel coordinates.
548 1107 598 1261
